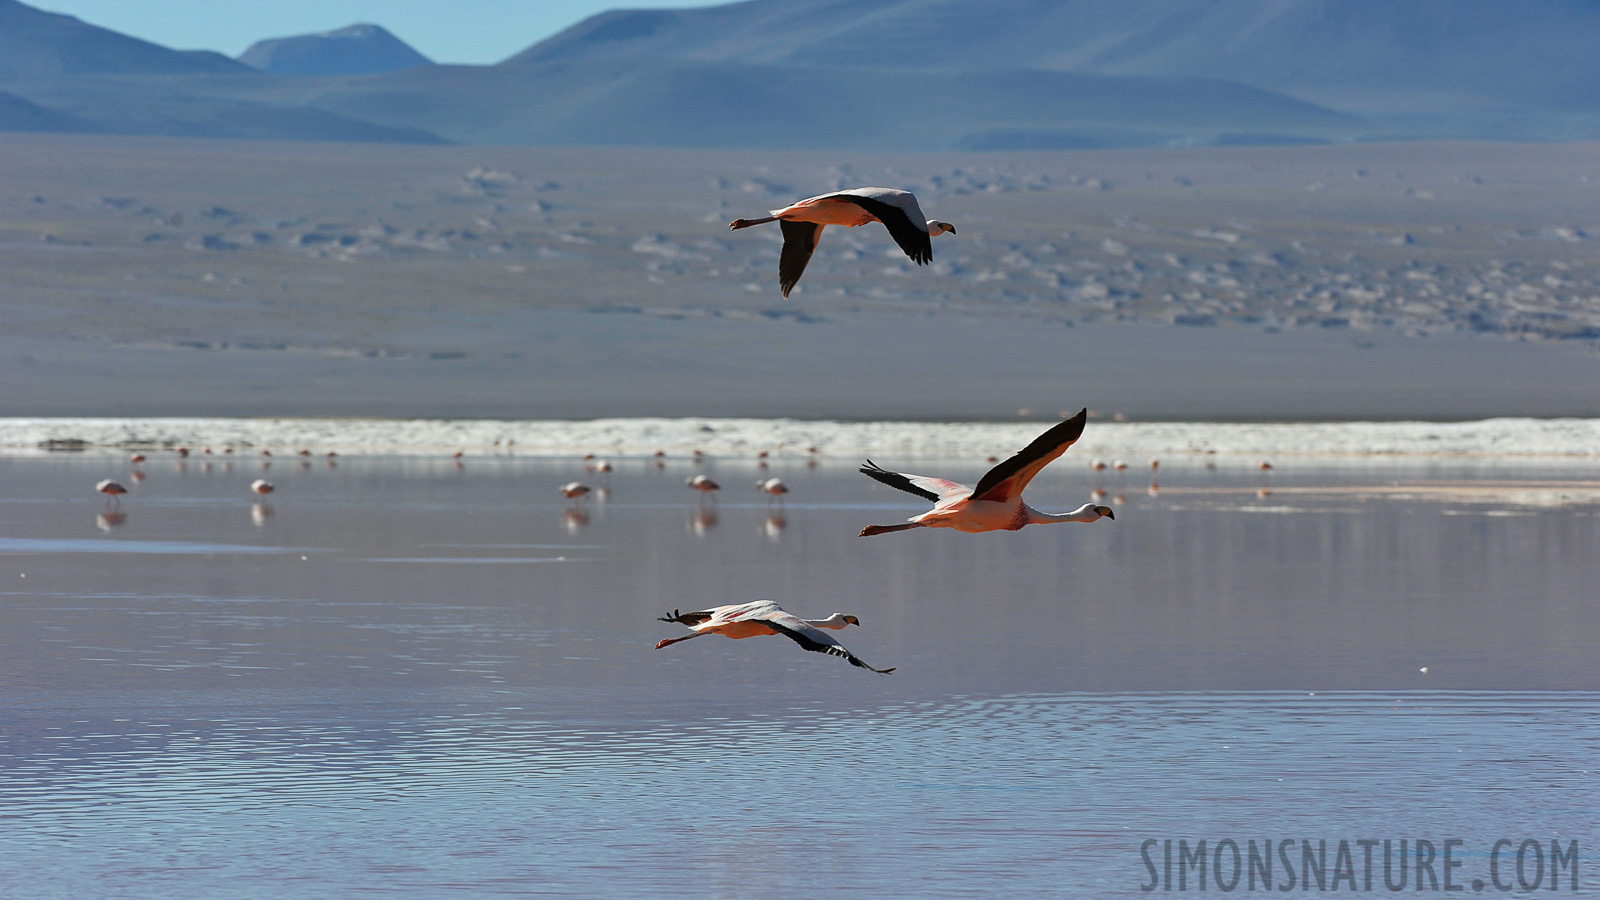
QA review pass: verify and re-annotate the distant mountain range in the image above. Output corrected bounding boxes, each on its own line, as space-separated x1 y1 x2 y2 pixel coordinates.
0 0 1596 147
512 0 1600 114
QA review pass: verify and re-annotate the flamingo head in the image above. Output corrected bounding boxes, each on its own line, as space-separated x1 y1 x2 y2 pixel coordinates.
927 220 956 236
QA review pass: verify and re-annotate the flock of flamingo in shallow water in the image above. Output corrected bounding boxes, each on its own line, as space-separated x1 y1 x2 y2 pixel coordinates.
87 184 1281 673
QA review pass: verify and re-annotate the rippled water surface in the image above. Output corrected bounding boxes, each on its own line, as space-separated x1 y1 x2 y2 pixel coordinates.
2 454 1597 897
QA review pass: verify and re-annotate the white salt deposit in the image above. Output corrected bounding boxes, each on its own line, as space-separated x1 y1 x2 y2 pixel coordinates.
2 417 1598 462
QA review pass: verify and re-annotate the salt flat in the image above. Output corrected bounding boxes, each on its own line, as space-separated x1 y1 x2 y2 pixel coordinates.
5 414 1600 462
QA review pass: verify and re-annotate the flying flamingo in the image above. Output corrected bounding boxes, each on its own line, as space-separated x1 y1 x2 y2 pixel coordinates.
655 600 895 674
730 187 955 297
857 408 1114 536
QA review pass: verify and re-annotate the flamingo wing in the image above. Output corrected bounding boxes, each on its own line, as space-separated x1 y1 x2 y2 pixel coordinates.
827 191 933 265
778 220 824 298
968 408 1089 504
659 599 780 628
760 610 896 674
859 460 970 503
717 599 783 623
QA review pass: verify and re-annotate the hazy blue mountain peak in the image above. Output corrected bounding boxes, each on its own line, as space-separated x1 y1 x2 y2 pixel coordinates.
239 22 433 76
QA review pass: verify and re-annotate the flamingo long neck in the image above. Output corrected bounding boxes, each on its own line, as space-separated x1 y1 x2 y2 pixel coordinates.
1026 503 1102 525
807 613 852 630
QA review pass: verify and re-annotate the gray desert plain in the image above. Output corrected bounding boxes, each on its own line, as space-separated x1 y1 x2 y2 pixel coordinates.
1 134 1596 419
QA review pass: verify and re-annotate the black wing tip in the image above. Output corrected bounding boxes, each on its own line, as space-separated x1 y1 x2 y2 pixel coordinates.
857 460 940 502
1027 408 1089 447
658 607 711 625
1060 407 1089 440
846 654 895 674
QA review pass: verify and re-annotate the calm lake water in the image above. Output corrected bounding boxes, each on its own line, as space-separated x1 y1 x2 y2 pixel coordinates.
2 453 1597 897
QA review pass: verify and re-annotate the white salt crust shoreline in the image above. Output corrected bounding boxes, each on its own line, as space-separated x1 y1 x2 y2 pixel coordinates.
2 417 1598 462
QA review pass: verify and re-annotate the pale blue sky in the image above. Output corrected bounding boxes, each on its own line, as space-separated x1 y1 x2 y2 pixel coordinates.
36 0 727 65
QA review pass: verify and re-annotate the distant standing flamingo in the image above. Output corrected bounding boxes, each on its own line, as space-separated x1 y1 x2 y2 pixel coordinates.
95 479 127 505
250 479 275 496
757 477 789 503
687 475 720 498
